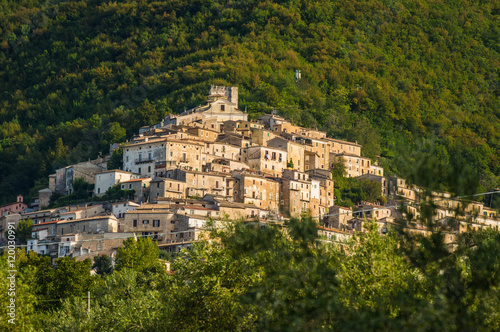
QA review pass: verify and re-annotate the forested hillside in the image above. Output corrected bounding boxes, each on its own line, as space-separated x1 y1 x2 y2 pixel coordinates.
1 0 499 203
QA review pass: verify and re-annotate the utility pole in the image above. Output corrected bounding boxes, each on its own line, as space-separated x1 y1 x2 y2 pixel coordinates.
87 291 91 318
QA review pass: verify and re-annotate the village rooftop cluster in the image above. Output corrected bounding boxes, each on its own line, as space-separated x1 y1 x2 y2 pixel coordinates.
0 86 498 259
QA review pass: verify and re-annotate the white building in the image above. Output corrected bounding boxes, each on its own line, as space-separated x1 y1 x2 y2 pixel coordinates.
94 170 138 196
111 201 140 218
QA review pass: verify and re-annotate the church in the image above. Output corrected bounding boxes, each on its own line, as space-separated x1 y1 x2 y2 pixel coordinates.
163 86 248 126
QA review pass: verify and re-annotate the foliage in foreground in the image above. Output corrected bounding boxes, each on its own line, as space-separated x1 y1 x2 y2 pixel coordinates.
2 218 500 331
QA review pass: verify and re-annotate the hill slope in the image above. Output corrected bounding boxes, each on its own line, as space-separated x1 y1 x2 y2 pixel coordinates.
1 0 499 203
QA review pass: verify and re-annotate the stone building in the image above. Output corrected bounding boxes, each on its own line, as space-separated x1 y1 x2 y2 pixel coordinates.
244 146 288 177
266 136 306 172
123 204 176 243
94 170 138 196
123 138 204 177
331 153 372 177
307 169 335 218
164 169 230 198
163 86 247 126
56 215 119 236
232 170 281 213
150 178 187 201
50 159 107 195
281 169 312 218
0 195 27 218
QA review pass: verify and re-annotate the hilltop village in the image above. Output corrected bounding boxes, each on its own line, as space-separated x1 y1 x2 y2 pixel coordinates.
1 86 498 259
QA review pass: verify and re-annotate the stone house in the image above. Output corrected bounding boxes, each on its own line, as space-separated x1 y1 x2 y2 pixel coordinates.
0 212 22 244
331 153 372 177
186 126 219 142
165 169 230 198
281 169 312 218
307 169 335 217
249 127 277 146
0 195 27 218
149 178 187 201
244 146 287 177
56 215 119 236
123 204 176 243
123 138 205 177
50 159 107 195
324 205 353 230
94 170 138 196
232 170 281 213
266 136 306 172
120 178 152 202
325 138 362 157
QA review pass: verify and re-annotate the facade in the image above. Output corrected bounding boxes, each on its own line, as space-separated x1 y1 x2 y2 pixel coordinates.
331 153 372 177
245 146 287 177
0 213 22 244
232 171 281 213
120 178 152 202
94 170 138 196
123 204 176 243
163 86 247 126
56 215 119 236
0 195 27 218
150 178 187 201
50 159 107 195
266 137 306 172
111 201 140 219
281 169 312 218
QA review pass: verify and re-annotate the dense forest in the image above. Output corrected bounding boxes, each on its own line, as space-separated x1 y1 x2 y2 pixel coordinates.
1 0 500 203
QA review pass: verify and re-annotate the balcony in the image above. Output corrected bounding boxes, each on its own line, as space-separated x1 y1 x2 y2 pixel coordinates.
135 158 154 164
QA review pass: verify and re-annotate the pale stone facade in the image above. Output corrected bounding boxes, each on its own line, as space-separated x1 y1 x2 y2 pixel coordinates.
266 137 305 172
232 171 281 212
56 215 119 236
245 146 287 177
94 170 138 196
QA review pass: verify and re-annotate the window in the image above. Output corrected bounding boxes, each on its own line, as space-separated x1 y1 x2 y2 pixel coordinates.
221 105 225 111
143 220 149 224
148 166 151 173
138 167 142 173
153 220 160 227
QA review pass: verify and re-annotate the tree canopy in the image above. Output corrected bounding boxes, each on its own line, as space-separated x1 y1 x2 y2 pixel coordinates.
0 0 499 204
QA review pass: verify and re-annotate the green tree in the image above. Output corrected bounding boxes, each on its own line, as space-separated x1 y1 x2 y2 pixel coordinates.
115 237 161 272
133 99 159 128
107 147 123 170
10 218 33 245
92 254 113 276
72 177 92 199
359 178 382 203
